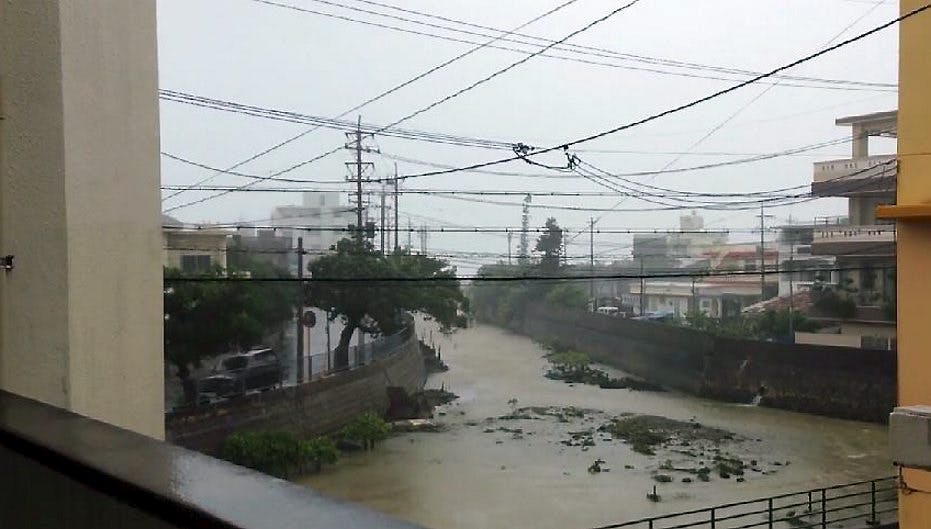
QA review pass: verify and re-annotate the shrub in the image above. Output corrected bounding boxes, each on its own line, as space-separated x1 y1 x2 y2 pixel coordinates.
303 436 339 472
338 412 391 450
221 431 338 478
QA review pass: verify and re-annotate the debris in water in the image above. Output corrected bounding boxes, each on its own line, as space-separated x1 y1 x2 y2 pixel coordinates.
647 486 661 502
392 419 445 433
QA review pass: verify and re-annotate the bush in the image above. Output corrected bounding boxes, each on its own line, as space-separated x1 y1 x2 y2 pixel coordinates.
221 431 338 478
813 289 857 318
338 412 391 450
304 436 339 471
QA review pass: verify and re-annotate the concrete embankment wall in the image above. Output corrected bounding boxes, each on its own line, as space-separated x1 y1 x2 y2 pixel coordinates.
166 334 425 455
512 306 895 423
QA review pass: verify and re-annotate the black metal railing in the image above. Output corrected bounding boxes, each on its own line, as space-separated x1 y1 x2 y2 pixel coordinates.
593 477 897 529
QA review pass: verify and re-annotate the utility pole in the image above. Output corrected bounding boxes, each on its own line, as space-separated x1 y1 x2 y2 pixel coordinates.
344 116 376 244
518 194 531 263
590 218 595 312
639 256 645 316
691 277 697 314
420 224 428 255
407 219 413 251
507 231 513 266
296 237 304 384
353 118 363 238
379 185 386 253
788 239 795 343
757 206 774 301
393 164 400 254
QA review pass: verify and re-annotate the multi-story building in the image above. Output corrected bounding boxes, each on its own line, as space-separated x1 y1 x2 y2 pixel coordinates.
228 228 293 272
773 219 838 297
625 279 764 318
162 214 230 273
270 191 359 272
810 110 897 310
631 212 727 270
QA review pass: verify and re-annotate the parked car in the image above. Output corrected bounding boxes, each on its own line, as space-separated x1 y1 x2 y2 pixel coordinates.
198 348 283 399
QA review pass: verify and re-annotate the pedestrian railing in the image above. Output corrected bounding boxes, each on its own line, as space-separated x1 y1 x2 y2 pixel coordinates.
592 476 897 529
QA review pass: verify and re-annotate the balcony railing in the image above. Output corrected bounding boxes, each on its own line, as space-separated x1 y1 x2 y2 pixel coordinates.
813 225 895 244
593 477 897 529
0 389 425 529
810 226 895 258
812 154 896 183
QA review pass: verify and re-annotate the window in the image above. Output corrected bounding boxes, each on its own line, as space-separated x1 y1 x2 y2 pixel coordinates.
253 350 278 366
220 356 248 371
180 254 212 274
701 299 711 308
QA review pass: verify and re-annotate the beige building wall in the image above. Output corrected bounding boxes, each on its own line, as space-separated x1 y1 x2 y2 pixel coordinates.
162 232 230 270
0 1 164 439
794 332 862 349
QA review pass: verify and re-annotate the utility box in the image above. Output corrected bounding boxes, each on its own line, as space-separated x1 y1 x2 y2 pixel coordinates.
890 405 931 470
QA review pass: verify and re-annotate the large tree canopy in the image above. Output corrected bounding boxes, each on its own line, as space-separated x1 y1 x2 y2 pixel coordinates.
534 217 563 274
306 238 466 368
164 259 295 383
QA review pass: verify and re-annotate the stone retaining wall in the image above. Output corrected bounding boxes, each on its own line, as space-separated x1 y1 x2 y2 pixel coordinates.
166 333 425 455
513 306 895 423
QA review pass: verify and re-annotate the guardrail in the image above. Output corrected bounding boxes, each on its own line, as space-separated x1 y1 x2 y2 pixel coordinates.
592 477 896 529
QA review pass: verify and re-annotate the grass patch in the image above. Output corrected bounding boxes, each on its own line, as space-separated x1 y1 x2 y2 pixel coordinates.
600 415 735 456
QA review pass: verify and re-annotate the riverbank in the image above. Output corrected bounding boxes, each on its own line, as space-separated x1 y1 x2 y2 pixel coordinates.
514 306 895 423
299 323 890 529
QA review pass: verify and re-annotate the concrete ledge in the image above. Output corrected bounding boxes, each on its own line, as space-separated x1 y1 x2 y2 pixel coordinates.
0 390 424 529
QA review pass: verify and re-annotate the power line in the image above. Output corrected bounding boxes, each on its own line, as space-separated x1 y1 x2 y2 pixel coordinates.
163 264 893 283
378 5 928 183
235 0 644 193
366 0 644 133
163 0 579 208
256 0 896 90
159 185 809 199
160 125 874 187
164 224 761 234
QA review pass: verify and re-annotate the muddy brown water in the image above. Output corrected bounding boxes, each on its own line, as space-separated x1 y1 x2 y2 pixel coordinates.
298 323 890 529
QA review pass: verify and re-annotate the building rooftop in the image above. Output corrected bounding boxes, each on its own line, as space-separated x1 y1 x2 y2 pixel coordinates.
835 110 897 126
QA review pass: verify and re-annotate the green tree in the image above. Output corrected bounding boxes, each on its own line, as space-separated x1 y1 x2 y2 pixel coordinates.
306 238 466 369
544 282 589 310
163 259 295 397
534 217 563 274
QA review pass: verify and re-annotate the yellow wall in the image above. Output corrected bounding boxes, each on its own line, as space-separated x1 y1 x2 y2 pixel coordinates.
896 1 931 526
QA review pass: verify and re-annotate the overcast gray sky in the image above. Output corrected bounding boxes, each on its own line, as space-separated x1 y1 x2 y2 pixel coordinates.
157 0 899 268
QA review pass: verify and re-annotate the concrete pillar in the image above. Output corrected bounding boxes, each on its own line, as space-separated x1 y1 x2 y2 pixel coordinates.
851 124 869 159
0 1 164 439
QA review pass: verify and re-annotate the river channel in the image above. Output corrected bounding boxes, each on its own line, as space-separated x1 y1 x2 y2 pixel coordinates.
299 323 890 529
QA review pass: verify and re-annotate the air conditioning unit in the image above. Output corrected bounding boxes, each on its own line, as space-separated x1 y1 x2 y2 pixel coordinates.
890 405 931 470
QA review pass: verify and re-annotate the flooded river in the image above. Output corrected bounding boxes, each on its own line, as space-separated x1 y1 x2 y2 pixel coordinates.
299 323 890 529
